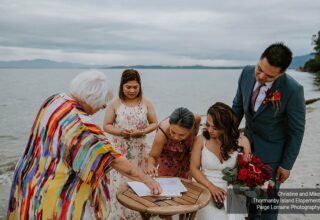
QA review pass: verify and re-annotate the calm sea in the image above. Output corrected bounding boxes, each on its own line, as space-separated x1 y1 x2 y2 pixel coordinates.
0 68 319 216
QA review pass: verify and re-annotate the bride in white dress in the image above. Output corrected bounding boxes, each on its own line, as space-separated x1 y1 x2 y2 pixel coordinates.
190 102 251 220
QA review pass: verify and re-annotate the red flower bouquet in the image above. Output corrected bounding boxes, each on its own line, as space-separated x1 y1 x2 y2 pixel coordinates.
222 153 275 199
263 89 281 116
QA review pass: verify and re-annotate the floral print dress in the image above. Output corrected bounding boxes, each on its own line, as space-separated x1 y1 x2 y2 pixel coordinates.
108 102 149 220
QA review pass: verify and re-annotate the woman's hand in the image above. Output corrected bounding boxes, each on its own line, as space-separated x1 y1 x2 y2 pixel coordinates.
145 163 158 178
142 174 162 195
111 157 161 195
120 129 132 139
209 184 226 203
129 129 145 138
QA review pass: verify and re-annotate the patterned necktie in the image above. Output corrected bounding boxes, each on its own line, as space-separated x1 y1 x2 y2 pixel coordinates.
251 83 265 111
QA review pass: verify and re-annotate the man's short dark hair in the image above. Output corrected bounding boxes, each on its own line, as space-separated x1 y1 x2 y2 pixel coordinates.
260 42 292 72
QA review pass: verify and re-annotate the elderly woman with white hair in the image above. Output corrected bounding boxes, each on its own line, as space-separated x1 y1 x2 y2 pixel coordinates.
7 70 161 220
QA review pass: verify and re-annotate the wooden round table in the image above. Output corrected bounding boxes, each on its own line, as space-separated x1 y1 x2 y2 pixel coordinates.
116 178 211 220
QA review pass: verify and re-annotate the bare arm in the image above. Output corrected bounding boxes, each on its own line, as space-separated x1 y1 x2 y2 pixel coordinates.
190 136 226 203
193 113 201 134
103 100 131 138
145 98 158 134
146 127 167 177
238 134 251 154
111 157 162 195
103 100 121 135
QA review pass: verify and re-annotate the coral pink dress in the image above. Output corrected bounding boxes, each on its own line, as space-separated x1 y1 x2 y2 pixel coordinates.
157 125 197 179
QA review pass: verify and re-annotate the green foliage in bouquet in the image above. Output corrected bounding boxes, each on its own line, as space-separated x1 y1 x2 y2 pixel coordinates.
222 153 275 199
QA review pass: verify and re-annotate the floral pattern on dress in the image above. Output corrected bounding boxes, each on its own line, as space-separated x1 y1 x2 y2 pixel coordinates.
158 128 197 179
108 102 149 220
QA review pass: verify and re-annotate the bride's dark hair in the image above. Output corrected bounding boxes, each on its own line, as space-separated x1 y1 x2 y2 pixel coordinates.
202 102 239 161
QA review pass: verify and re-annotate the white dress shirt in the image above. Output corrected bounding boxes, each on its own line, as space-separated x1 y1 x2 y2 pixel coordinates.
252 81 274 112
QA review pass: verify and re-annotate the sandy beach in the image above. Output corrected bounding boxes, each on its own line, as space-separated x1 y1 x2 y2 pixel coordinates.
1 101 319 220
276 101 320 220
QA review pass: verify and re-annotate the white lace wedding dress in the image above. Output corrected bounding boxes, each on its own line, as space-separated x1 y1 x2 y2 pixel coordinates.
196 141 246 220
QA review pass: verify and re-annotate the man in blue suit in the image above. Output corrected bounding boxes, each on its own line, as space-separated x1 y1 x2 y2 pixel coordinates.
232 43 306 220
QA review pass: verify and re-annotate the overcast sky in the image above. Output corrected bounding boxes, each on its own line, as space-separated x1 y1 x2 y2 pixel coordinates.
0 0 319 66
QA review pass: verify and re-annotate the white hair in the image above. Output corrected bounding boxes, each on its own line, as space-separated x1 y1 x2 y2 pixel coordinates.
70 70 113 109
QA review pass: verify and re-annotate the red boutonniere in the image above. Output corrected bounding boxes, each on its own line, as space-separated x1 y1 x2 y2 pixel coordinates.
263 89 281 116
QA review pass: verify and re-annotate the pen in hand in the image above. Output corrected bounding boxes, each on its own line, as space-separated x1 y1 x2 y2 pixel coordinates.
153 197 172 203
153 164 160 178
147 164 159 179
148 164 159 179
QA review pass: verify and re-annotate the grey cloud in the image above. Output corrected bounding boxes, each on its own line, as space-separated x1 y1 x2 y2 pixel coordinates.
0 0 319 64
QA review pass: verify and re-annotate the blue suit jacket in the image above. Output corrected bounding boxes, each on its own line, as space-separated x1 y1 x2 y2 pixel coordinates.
232 65 306 170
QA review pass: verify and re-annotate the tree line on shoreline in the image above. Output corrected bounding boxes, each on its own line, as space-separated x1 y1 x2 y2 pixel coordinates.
302 30 320 74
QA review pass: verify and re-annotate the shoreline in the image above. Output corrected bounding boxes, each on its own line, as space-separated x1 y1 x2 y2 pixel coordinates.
1 101 319 220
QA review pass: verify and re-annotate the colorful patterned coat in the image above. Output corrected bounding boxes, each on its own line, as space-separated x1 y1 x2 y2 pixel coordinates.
7 93 121 219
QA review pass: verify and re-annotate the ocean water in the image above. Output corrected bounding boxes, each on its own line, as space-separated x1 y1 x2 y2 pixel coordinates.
0 68 319 217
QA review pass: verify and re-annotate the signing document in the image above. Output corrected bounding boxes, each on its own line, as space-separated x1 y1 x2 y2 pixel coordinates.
127 177 187 197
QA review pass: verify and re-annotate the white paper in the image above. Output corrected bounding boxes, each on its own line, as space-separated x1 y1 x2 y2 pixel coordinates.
127 177 187 197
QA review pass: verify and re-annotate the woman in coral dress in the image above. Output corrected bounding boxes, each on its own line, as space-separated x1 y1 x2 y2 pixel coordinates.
146 107 201 179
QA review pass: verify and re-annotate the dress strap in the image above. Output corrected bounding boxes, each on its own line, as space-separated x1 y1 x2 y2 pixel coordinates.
158 124 168 140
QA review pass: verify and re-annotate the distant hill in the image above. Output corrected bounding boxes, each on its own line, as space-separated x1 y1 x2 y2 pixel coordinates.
0 59 243 69
289 53 315 69
108 65 244 69
0 55 315 69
